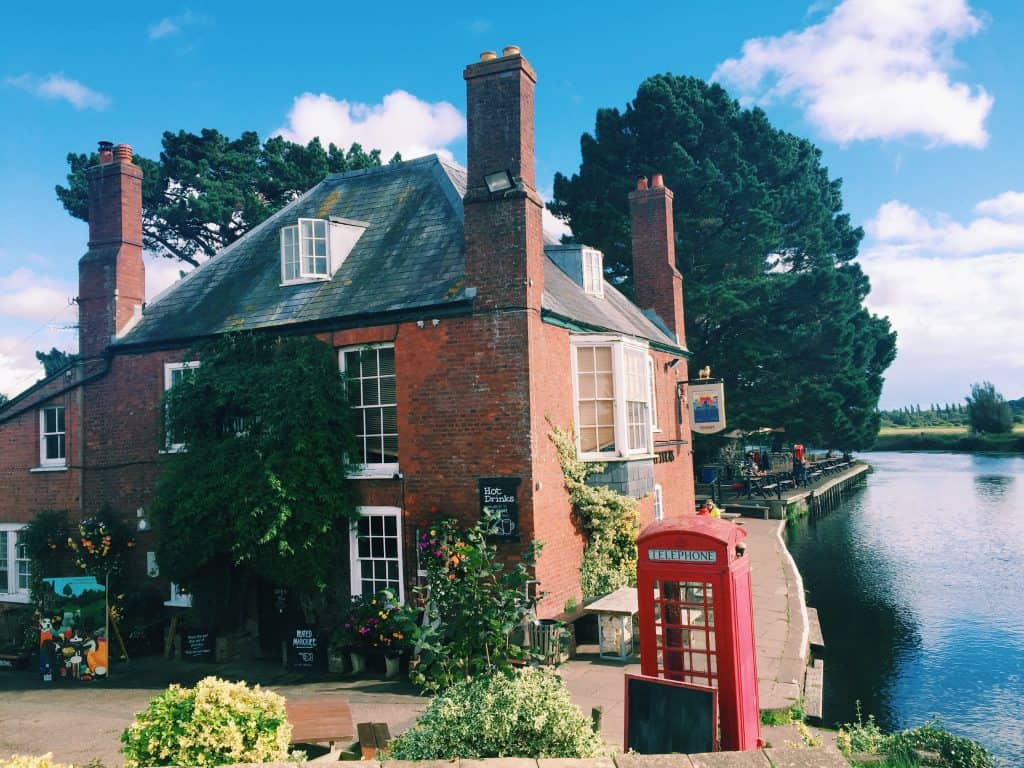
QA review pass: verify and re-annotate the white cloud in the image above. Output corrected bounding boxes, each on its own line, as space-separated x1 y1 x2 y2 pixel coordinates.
713 0 992 148
145 254 192 301
860 194 1024 406
148 11 204 40
975 191 1024 219
0 338 45 399
0 269 76 323
275 90 465 162
867 200 1024 254
5 73 110 110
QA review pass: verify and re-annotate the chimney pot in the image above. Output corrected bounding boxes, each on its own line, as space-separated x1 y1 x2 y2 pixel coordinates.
636 175 649 191
652 173 664 188
502 45 521 57
114 143 133 163
480 50 497 61
98 140 114 164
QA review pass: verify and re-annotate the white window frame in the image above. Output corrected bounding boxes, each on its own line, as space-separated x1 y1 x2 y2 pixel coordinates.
582 248 604 298
647 356 660 432
349 506 404 602
0 524 30 603
653 484 664 521
39 405 67 468
571 334 654 460
163 361 200 453
340 344 398 479
280 225 300 282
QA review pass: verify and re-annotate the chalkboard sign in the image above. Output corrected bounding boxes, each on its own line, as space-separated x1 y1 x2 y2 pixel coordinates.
625 674 717 754
479 477 521 541
287 625 325 670
181 628 215 662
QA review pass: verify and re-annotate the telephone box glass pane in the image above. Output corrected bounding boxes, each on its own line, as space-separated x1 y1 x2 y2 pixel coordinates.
652 578 719 688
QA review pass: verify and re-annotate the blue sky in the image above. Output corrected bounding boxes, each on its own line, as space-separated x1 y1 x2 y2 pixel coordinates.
1 0 1022 409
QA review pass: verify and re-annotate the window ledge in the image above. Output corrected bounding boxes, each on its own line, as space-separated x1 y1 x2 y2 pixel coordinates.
346 466 401 480
0 594 31 604
580 454 655 464
280 276 331 287
30 465 67 473
164 599 193 608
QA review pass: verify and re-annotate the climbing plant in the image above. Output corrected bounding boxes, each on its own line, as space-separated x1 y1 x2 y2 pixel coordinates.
549 424 638 598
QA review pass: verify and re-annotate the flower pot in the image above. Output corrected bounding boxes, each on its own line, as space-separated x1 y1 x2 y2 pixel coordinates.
328 650 350 675
384 653 401 679
349 650 367 675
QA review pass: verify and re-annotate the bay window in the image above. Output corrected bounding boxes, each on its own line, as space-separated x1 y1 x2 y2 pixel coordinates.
572 335 654 459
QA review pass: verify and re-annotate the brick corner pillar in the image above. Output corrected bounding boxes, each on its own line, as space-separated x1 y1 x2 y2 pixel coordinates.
463 46 545 312
78 141 145 358
629 174 685 345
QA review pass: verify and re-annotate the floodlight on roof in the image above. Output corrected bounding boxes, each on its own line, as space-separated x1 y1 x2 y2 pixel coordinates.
484 169 516 194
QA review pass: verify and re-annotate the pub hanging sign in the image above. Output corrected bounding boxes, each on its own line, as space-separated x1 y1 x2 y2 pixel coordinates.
689 382 727 434
479 477 521 542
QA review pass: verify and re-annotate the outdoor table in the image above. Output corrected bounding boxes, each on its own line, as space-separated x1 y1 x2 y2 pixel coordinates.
585 586 638 660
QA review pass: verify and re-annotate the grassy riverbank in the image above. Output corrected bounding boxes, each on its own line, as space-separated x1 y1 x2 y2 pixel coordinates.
873 425 1024 452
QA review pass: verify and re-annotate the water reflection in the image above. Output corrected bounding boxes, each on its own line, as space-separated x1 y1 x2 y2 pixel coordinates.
786 452 1024 767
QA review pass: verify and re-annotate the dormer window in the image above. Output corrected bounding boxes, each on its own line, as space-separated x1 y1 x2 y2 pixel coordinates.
582 248 604 297
280 216 368 285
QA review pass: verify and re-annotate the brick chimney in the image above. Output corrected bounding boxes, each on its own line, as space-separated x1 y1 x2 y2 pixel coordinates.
463 46 545 311
78 141 145 357
629 174 685 343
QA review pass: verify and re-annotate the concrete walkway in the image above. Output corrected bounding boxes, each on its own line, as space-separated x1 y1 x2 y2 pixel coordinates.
0 519 813 765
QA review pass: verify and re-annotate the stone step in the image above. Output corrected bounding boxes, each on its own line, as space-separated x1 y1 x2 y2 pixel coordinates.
804 658 824 722
807 607 824 654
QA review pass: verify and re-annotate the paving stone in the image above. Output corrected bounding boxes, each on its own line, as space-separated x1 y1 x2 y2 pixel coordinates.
688 751 771 767
613 753 694 768
764 745 850 767
538 759 616 768
384 761 458 768
462 760 538 768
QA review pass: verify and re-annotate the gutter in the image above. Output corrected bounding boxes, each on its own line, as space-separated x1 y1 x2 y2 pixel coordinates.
540 309 692 357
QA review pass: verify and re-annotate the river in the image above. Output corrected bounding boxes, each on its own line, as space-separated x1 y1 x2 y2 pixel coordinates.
785 451 1024 766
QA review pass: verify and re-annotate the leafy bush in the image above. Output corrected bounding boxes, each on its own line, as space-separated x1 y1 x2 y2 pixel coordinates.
409 515 540 693
884 722 997 768
0 756 70 768
120 676 291 767
333 589 416 653
389 668 606 759
838 708 996 768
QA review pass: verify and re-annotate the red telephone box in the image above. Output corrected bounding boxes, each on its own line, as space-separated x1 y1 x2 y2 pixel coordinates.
636 517 761 751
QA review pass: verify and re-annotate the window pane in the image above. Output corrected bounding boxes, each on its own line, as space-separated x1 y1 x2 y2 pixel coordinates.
345 351 361 376
580 427 598 453
577 347 594 373
577 373 595 399
44 408 56 433
596 371 614 398
382 435 398 461
45 435 62 460
371 538 384 558
300 220 314 238
363 379 380 406
384 516 397 536
594 347 612 371
597 427 616 452
578 401 597 428
312 219 326 237
362 351 379 377
596 400 615 426
380 378 396 404
365 408 382 435
379 349 395 375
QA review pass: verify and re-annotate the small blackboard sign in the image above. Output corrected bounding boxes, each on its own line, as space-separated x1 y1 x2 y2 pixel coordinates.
181 628 215 662
479 477 521 542
625 674 717 754
287 625 324 670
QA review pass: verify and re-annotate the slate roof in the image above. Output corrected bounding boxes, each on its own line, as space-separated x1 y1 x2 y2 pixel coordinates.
117 154 686 354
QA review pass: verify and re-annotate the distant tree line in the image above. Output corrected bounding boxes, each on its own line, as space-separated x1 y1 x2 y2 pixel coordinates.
880 383 1022 433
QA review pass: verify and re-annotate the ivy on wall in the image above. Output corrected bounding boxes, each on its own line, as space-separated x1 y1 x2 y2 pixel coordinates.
549 424 639 598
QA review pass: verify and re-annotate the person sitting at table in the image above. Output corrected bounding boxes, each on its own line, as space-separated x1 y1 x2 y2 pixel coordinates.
706 498 722 518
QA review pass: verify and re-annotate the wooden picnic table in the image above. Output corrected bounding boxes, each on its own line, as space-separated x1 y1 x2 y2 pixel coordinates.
285 697 355 748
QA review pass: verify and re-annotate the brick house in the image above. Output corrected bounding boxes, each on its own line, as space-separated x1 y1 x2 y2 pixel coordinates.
0 48 695 620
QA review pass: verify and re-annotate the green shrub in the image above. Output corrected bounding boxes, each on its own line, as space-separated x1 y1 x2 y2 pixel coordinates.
0 756 70 768
837 703 887 755
120 676 291 767
884 721 997 768
389 668 606 759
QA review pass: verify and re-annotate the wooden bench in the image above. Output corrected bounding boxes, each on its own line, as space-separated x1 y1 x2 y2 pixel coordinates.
285 697 355 749
357 722 393 759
